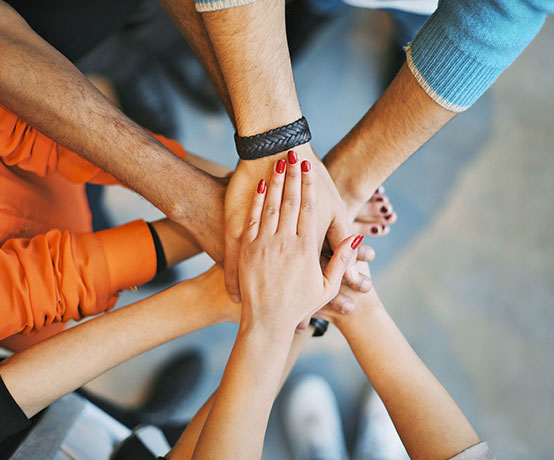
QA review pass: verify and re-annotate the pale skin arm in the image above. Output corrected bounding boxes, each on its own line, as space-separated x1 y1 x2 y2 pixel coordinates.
0 265 237 419
167 326 312 459
318 264 481 460
0 1 225 262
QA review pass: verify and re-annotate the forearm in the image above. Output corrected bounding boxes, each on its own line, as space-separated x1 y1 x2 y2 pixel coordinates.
336 297 479 460
168 326 311 459
191 326 293 460
0 2 220 242
158 0 234 120
324 63 454 215
0 272 224 419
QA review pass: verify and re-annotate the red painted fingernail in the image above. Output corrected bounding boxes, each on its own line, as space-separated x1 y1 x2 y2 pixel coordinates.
287 150 298 164
380 206 388 213
381 225 387 230
276 159 286 174
351 235 363 250
375 197 384 202
257 179 266 194
301 160 311 173
371 226 379 234
385 214 392 220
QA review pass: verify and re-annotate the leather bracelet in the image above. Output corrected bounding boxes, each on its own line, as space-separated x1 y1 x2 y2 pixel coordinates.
234 117 312 160
310 318 329 337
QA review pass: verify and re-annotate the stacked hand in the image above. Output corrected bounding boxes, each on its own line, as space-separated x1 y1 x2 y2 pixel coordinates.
237 153 362 333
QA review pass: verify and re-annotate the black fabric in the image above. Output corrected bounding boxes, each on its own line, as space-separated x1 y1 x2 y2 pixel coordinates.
6 0 142 62
146 222 168 274
0 375 30 444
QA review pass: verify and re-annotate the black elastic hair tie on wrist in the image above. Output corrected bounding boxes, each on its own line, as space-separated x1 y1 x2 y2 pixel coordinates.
310 318 329 337
234 116 312 160
146 222 168 274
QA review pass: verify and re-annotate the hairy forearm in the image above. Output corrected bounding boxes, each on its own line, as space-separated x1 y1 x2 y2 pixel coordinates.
0 272 224 419
336 298 479 460
191 326 293 460
0 2 222 246
324 63 455 214
158 0 234 121
168 326 312 459
202 0 300 136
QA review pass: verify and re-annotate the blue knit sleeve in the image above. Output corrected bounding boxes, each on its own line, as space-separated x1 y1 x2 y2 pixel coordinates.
195 0 261 12
406 0 553 112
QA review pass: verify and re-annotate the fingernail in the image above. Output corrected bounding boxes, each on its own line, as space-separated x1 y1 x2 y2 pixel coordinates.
276 159 286 174
381 225 387 230
385 214 391 220
371 226 379 234
287 150 298 164
351 234 363 250
257 179 266 194
301 160 311 173
375 197 384 202
380 206 388 214
230 294 241 304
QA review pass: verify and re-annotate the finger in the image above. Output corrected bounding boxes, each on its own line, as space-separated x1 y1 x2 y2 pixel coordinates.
327 213 360 285
355 223 390 237
356 199 392 223
323 234 361 294
327 292 355 314
370 193 387 204
243 179 267 242
297 160 317 239
224 222 242 304
260 159 286 236
278 150 301 234
356 243 375 262
342 266 372 292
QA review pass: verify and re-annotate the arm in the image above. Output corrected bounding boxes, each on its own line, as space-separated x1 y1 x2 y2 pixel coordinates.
167 326 313 459
318 264 483 460
0 265 237 422
190 0 356 302
0 1 225 261
325 0 552 215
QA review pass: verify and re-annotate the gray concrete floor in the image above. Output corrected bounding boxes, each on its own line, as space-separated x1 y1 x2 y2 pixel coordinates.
84 9 554 460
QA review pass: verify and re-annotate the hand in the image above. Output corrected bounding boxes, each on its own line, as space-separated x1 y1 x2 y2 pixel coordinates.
315 260 382 327
353 186 398 237
224 145 357 303
237 155 361 333
174 173 227 265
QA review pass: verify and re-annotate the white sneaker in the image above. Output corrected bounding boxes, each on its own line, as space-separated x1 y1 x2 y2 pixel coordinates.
281 374 350 460
352 386 409 460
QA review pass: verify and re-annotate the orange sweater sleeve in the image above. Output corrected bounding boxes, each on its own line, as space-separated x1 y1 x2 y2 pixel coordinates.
0 220 156 340
0 105 187 185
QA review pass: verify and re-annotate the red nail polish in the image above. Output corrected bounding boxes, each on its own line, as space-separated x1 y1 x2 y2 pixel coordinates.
351 235 363 250
385 214 391 220
257 179 266 194
276 159 286 174
375 197 384 202
371 227 379 234
380 206 388 213
381 225 387 230
301 160 311 173
287 150 298 164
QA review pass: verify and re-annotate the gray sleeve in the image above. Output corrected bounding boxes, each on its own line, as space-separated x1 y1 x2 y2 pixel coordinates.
449 441 496 460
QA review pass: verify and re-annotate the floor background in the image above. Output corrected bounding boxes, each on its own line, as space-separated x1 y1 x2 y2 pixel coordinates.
83 10 554 459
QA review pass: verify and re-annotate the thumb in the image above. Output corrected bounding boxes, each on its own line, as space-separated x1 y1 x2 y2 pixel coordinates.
327 215 361 285
323 235 363 293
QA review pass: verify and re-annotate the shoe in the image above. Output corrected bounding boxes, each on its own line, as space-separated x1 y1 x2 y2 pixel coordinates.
281 374 349 460
159 42 223 114
115 58 179 139
77 349 203 428
351 386 409 460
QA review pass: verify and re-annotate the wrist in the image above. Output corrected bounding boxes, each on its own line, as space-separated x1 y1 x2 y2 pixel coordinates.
238 143 316 171
237 319 295 349
334 291 386 334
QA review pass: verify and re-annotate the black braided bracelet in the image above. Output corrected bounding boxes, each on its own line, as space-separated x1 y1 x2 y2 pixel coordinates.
234 117 312 160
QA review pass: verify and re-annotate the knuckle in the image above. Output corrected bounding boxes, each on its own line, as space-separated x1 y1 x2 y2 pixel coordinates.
284 197 298 208
301 200 316 212
265 206 279 216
